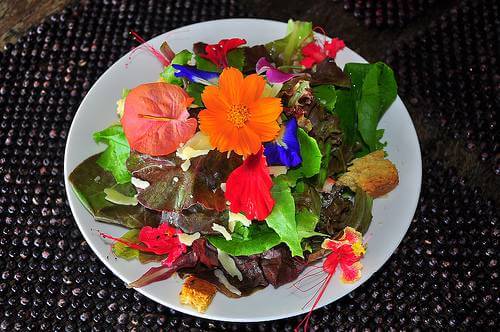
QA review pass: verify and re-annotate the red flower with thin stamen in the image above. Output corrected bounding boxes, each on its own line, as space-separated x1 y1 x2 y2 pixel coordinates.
200 38 246 68
224 146 275 220
101 223 187 267
295 227 365 332
300 38 345 69
130 31 170 67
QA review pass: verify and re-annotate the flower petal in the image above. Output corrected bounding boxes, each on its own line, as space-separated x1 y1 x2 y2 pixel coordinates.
200 38 246 68
218 67 244 105
339 261 362 283
121 82 197 156
172 64 219 85
266 68 299 84
324 38 345 58
255 57 273 74
240 74 265 106
264 118 302 167
225 146 274 220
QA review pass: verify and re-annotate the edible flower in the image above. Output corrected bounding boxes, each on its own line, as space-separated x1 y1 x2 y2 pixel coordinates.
198 67 282 156
172 64 219 85
121 82 196 156
300 38 345 68
295 226 365 332
101 223 187 267
225 146 274 221
321 226 365 283
256 57 299 84
264 118 302 167
200 38 247 68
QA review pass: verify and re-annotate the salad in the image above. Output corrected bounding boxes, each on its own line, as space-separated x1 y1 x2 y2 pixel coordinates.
69 20 399 326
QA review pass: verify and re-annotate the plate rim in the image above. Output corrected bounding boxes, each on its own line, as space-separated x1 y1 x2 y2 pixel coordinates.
64 17 422 322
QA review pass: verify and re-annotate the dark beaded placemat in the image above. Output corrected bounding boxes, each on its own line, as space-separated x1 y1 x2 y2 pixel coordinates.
0 0 499 331
334 0 451 27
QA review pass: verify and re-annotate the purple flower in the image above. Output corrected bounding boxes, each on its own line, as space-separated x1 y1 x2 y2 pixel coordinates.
172 64 219 85
256 57 299 84
264 118 302 167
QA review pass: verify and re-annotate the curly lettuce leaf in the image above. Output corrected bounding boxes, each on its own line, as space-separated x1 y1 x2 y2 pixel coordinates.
265 19 313 66
207 222 281 256
93 124 131 184
160 50 193 85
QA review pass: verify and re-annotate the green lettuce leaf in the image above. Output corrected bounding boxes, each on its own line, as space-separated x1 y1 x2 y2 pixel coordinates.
265 19 313 66
313 84 337 113
266 177 303 257
185 82 205 107
207 222 281 256
69 154 161 229
160 50 193 85
93 124 131 184
343 62 397 151
333 89 357 146
284 128 322 185
296 210 324 239
113 229 140 260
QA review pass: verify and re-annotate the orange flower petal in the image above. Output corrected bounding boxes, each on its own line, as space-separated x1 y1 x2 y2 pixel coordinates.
248 97 282 122
201 85 230 112
236 126 262 155
218 67 244 105
240 74 265 106
340 261 363 283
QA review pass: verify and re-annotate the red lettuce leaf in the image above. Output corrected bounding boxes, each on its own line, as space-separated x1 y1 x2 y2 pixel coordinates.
127 150 241 212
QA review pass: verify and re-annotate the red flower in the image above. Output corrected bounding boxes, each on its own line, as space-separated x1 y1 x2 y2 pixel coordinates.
321 226 365 283
300 38 345 68
101 223 187 267
225 146 275 220
200 38 246 68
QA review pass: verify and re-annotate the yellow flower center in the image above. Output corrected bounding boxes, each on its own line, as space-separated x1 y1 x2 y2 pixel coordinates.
351 241 366 257
227 104 250 128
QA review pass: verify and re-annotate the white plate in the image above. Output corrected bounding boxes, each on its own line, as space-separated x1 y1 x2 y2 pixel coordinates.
64 18 422 322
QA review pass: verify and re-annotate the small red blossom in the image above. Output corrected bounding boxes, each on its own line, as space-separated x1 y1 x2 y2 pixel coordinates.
101 223 187 267
321 226 365 283
225 146 275 220
295 227 365 332
200 38 246 68
300 38 345 68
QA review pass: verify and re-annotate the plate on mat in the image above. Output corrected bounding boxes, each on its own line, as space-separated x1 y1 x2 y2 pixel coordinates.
64 18 422 322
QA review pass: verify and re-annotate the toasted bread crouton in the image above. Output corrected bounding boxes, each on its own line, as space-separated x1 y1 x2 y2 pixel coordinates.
179 275 217 313
338 150 399 198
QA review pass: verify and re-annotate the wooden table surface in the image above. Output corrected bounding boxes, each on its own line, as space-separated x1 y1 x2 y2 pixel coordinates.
0 0 74 48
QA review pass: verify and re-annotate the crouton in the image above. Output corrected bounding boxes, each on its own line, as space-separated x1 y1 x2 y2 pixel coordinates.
337 150 399 198
179 275 217 313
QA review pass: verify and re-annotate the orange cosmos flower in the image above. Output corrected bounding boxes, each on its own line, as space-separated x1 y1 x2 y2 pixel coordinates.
198 67 282 156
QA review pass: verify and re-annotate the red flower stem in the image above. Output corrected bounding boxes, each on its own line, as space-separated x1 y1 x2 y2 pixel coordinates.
295 272 334 332
130 31 170 67
100 232 156 254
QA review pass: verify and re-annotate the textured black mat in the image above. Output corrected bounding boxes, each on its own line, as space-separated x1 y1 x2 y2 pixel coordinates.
385 0 499 175
335 0 450 27
0 0 499 330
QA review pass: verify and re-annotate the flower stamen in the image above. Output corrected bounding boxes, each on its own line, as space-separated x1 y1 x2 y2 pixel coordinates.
227 104 250 128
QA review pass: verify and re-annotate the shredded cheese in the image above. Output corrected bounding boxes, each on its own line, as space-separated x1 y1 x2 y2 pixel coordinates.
212 224 232 240
214 269 241 296
217 249 243 281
